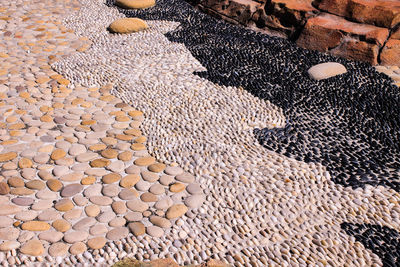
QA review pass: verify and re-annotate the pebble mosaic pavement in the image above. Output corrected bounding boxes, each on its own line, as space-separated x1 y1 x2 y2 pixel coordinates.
0 0 400 266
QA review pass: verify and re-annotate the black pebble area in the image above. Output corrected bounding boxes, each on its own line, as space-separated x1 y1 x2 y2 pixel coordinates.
108 0 400 265
341 223 400 266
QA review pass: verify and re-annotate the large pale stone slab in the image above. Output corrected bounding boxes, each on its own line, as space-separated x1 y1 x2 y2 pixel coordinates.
307 62 347 80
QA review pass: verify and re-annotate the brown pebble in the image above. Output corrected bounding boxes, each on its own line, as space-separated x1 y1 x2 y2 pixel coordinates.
116 115 130 122
169 183 185 193
100 149 118 159
0 152 17 162
47 179 63 192
102 173 121 184
134 157 155 166
20 240 44 256
118 151 132 161
89 144 107 151
69 242 87 255
120 174 140 188
51 149 66 160
149 215 172 228
25 180 45 190
90 158 110 167
21 221 50 231
128 222 145 236
115 134 133 141
87 237 106 250
10 187 34 195
101 137 117 146
85 205 100 217
166 204 188 219
8 177 24 187
148 163 166 173
48 242 69 257
38 170 53 180
130 143 145 151
52 219 71 232
18 158 33 168
140 192 157 202
128 110 143 117
135 136 146 143
112 201 127 214
54 199 74 212
0 182 10 195
40 115 53 122
124 129 141 136
81 176 96 185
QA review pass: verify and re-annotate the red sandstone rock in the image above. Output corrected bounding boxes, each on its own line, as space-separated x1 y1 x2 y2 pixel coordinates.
299 13 389 46
271 0 315 11
392 27 400 40
263 0 316 37
296 18 343 51
315 0 400 28
380 39 400 66
196 0 262 25
297 13 389 64
331 40 380 65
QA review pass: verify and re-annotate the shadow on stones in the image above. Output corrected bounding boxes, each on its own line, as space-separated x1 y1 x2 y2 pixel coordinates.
106 0 400 193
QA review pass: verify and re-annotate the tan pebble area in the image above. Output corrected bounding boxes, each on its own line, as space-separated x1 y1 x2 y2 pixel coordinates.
0 0 203 265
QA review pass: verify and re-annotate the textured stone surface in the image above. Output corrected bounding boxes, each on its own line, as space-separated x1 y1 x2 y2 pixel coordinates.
108 18 148 34
381 39 400 66
2 0 399 265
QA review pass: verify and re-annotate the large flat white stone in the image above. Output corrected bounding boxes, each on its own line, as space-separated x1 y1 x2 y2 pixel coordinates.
308 62 347 80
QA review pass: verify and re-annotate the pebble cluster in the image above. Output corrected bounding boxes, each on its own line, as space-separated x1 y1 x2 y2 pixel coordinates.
105 0 400 192
0 0 203 265
1 0 400 266
341 223 400 267
52 0 400 266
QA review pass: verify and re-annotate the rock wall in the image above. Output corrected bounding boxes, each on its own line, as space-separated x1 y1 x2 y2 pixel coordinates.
186 0 400 66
